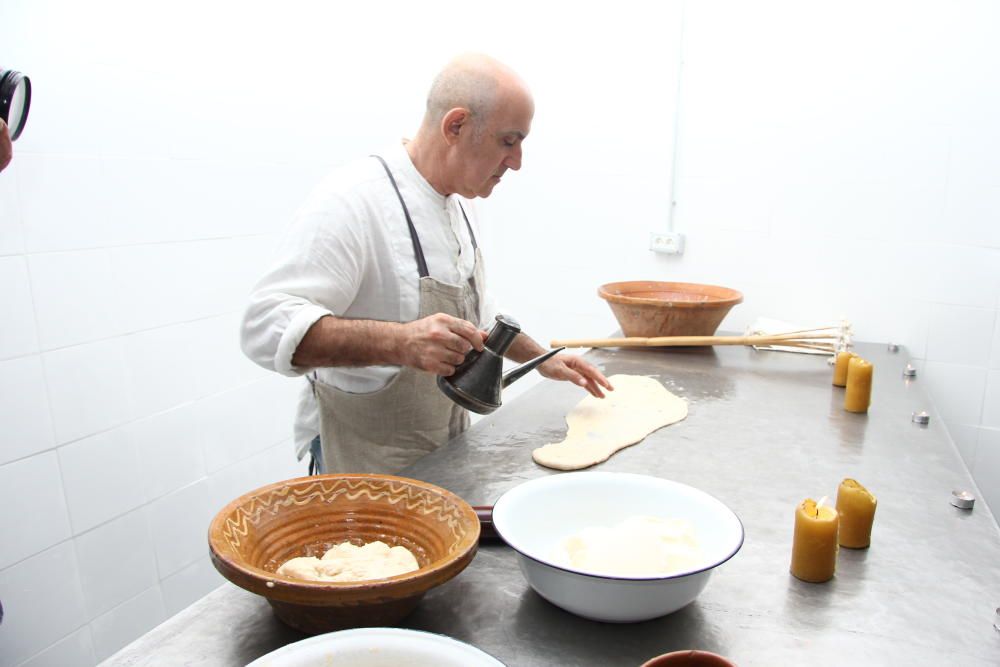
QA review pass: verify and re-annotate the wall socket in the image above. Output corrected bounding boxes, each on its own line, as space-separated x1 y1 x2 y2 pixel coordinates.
649 232 685 255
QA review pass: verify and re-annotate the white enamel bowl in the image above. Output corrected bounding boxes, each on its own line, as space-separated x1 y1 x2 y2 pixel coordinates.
492 472 744 623
246 627 504 667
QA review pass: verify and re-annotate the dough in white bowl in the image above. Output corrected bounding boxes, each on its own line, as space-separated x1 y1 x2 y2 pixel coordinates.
559 515 702 576
532 374 687 470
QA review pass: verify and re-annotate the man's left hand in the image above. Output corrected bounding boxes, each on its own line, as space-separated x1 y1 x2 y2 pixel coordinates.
538 354 613 398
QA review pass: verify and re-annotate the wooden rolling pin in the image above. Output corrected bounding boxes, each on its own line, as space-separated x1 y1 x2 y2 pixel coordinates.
550 332 837 352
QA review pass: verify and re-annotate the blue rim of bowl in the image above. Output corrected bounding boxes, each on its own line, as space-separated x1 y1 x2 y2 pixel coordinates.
246 627 507 667
491 473 746 582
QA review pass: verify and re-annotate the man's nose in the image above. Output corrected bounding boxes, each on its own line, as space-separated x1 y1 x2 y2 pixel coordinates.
505 145 522 171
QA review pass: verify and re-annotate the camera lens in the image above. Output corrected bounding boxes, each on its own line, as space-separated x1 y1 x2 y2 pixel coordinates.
0 70 32 141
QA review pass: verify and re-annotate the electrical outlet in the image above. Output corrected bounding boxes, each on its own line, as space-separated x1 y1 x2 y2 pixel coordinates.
649 232 685 255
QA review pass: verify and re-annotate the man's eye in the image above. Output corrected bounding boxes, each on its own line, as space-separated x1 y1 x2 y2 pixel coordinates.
503 138 517 147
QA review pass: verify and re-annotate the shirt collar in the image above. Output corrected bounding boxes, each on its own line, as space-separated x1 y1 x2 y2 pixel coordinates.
389 140 447 208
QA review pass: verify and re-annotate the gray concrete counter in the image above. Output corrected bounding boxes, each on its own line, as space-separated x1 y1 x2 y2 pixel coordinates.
103 342 1000 666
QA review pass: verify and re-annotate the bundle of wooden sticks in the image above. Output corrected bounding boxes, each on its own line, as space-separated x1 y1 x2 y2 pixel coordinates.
550 326 845 353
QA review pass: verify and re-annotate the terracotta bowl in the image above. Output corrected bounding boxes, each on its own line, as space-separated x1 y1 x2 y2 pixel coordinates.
640 650 736 667
598 281 743 338
208 474 480 634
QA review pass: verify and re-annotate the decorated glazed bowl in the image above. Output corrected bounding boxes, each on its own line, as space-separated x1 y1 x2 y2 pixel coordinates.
208 474 480 634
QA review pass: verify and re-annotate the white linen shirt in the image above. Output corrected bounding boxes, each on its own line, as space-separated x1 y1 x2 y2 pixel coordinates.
240 142 499 458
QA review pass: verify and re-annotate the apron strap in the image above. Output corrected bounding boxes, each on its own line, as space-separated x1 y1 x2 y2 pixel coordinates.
372 154 429 278
457 202 479 251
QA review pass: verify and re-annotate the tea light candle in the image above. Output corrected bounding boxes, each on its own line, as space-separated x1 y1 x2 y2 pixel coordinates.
950 490 975 510
832 351 856 387
790 497 839 583
836 479 877 548
844 357 873 413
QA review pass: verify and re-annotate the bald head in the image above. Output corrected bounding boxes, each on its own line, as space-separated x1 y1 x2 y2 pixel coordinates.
407 54 533 198
422 54 530 140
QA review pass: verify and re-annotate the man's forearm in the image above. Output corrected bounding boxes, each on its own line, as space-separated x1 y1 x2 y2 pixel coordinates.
291 315 405 369
505 333 549 363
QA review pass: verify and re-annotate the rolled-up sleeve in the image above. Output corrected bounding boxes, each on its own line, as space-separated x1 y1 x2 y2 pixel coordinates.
240 194 365 377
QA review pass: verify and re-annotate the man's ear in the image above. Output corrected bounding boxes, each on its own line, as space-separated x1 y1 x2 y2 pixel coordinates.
441 107 472 145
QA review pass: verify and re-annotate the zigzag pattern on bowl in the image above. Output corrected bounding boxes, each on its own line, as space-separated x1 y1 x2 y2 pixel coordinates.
222 478 467 551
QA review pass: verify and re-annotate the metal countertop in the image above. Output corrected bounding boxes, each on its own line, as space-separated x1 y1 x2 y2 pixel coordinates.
103 342 1000 666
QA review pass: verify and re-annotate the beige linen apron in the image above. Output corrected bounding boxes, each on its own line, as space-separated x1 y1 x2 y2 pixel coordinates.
312 155 484 474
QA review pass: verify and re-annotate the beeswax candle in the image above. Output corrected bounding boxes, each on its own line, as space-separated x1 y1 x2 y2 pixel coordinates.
844 357 873 413
790 498 839 583
832 351 856 386
836 479 877 548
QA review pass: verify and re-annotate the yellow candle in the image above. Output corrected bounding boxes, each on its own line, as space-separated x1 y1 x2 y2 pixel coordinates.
790 498 839 583
832 351 856 386
836 478 877 548
844 357 873 413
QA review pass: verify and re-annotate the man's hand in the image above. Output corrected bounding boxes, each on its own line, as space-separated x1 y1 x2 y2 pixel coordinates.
538 354 614 398
0 120 12 172
398 313 486 376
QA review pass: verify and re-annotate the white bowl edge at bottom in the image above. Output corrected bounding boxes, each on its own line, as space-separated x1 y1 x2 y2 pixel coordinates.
245 627 505 667
517 554 712 623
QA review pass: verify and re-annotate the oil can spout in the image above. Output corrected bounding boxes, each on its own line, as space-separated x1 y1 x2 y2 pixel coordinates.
502 347 564 388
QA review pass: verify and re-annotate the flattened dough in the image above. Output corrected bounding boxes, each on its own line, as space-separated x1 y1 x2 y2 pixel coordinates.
532 374 687 470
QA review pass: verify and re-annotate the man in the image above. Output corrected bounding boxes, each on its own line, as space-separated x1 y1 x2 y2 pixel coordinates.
0 120 12 172
241 54 612 475
0 118 12 628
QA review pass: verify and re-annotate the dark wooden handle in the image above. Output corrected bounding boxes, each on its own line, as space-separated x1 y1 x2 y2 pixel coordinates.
473 505 501 543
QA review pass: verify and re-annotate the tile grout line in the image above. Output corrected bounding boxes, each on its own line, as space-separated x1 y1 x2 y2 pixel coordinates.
0 430 296 573
0 373 271 466
0 307 246 362
21 230 273 257
11 622 96 667
19 247 81 586
970 309 1000 461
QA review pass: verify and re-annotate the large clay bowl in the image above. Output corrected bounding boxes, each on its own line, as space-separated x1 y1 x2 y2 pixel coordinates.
641 650 737 667
598 281 743 338
209 474 480 634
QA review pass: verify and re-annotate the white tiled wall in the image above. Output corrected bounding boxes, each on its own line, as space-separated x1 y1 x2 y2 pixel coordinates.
1 2 998 665
0 3 314 655
0 257 39 357
0 453 71 571
656 2 1000 516
0 542 89 666
160 556 226 618
0 356 55 464
57 429 147 535
125 405 207 503
88 586 166 662
74 510 158 619
488 0 1000 521
18 627 96 667
42 340 135 445
28 249 122 350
